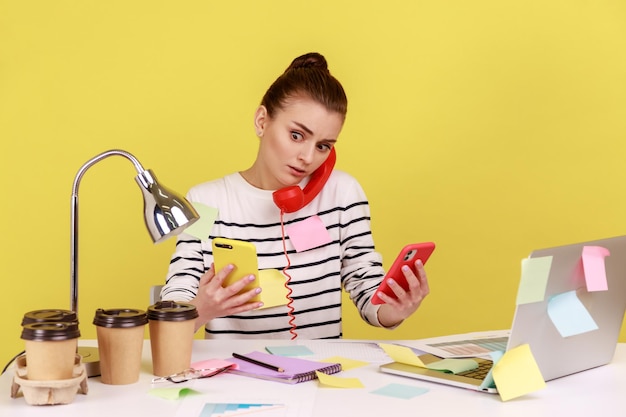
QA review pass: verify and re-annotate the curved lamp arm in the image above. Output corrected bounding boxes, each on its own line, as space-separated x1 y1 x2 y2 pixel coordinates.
70 149 199 313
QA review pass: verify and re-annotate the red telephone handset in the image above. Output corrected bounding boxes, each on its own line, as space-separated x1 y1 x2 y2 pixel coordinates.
272 148 336 213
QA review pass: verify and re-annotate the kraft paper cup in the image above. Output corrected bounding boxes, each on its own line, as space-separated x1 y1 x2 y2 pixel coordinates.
21 322 81 381
21 309 78 326
147 301 198 377
93 308 148 385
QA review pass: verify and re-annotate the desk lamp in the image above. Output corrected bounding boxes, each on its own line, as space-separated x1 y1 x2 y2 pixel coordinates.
70 149 199 376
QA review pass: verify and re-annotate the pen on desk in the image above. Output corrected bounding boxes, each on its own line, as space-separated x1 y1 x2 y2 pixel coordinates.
232 352 285 373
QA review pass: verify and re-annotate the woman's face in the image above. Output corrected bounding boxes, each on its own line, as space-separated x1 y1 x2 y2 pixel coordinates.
253 96 344 190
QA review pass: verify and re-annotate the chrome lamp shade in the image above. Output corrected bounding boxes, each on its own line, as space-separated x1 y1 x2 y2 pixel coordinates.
135 168 199 244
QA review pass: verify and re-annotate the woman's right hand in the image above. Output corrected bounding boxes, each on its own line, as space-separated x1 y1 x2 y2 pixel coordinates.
189 263 263 331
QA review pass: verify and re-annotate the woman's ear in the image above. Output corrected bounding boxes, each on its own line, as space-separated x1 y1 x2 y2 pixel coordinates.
254 105 267 137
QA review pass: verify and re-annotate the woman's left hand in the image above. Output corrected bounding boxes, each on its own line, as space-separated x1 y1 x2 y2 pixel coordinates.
376 259 430 327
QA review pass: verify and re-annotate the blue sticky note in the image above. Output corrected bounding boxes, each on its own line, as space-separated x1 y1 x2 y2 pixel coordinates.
265 345 314 356
479 350 503 390
547 290 598 337
370 383 429 399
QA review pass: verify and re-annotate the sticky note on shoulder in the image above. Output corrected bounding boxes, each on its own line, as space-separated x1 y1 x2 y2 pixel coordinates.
183 202 218 240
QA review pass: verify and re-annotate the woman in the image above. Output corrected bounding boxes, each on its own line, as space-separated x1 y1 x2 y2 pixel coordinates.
161 52 429 339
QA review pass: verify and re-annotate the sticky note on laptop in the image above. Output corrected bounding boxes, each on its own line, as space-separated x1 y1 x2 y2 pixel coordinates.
378 343 478 374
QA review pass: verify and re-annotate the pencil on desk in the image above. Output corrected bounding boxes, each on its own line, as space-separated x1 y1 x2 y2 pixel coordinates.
232 352 285 373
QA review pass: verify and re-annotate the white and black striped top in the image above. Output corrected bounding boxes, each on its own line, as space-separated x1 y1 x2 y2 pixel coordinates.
161 170 387 339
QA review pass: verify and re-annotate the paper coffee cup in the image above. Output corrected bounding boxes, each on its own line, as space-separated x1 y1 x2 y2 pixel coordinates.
21 322 80 381
147 301 198 377
21 309 78 326
93 308 148 385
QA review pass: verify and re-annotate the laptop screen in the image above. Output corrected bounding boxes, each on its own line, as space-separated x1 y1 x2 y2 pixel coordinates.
507 235 626 380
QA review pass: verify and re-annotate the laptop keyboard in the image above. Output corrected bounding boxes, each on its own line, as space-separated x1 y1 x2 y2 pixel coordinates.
456 359 494 381
427 336 509 356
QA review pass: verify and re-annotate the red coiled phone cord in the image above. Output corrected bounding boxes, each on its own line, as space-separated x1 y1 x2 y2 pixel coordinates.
280 211 298 339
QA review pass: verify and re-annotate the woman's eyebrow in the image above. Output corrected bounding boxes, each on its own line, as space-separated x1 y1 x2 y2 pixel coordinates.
293 121 313 135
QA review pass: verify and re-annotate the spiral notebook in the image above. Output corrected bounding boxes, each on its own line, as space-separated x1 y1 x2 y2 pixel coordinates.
227 351 342 384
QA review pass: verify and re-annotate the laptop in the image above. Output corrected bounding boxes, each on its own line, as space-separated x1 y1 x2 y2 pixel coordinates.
379 235 626 393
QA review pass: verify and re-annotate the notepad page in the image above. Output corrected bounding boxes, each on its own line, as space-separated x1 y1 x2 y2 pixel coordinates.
301 340 392 363
229 351 341 382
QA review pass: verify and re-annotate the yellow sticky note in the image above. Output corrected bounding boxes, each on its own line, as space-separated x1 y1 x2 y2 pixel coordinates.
492 344 546 401
258 269 288 309
315 371 364 388
378 343 426 367
320 356 369 371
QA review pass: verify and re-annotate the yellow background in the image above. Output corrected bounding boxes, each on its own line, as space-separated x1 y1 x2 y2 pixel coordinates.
1 1 625 367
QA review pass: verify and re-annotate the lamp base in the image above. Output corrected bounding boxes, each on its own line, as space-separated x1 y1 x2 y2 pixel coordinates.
77 346 101 377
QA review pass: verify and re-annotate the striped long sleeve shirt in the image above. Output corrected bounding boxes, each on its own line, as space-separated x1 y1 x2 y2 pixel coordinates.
161 170 388 339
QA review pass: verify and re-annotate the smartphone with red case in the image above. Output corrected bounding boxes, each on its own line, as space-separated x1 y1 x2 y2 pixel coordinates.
371 242 436 305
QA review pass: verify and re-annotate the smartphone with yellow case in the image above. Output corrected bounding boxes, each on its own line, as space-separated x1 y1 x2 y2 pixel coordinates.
212 237 260 302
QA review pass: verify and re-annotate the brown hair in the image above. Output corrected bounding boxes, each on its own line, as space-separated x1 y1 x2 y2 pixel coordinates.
261 52 348 120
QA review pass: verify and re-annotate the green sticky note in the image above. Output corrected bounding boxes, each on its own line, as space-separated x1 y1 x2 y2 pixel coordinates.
265 345 314 356
148 387 200 400
426 358 479 374
183 202 218 240
516 256 552 305
371 383 429 399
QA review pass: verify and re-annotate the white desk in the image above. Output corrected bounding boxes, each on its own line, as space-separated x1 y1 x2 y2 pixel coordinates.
1 340 625 417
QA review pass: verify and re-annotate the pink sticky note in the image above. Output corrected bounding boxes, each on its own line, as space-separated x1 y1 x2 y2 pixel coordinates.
286 215 332 252
191 358 238 371
582 246 610 292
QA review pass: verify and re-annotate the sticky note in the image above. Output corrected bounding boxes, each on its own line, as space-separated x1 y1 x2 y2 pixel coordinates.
426 358 478 374
479 350 503 390
370 383 429 399
379 343 478 374
378 343 426 367
148 387 200 400
264 345 314 356
547 290 598 337
258 269 289 309
286 215 332 252
319 356 369 371
316 371 364 388
516 256 552 305
582 246 610 292
183 202 218 240
492 344 546 401
191 358 238 371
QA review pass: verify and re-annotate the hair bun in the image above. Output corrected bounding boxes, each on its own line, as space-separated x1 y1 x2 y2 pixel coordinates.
286 52 328 72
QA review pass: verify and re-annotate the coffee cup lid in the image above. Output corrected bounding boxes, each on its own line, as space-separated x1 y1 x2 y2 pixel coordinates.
147 301 199 322
21 322 81 341
93 308 149 328
21 309 78 326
